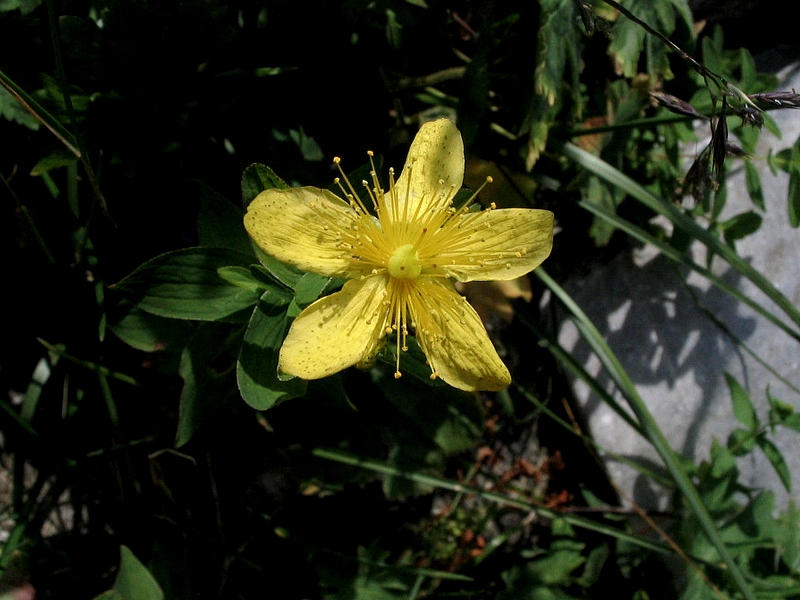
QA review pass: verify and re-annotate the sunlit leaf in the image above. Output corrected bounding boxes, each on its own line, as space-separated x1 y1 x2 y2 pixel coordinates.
756 435 792 492
112 546 163 600
725 373 759 431
114 248 260 322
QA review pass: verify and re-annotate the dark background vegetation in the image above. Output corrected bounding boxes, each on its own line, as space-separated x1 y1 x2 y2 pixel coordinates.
2 1 795 598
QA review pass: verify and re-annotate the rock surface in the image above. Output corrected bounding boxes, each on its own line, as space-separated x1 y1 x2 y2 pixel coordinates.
558 59 800 510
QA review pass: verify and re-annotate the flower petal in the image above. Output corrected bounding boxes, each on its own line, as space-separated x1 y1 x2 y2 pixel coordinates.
245 187 371 278
279 275 389 379
389 119 464 221
409 278 511 392
429 208 554 282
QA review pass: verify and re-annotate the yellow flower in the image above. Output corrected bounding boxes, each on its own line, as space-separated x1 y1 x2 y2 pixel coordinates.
244 119 554 391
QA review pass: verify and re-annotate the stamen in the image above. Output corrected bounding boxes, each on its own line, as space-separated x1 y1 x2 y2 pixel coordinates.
367 151 384 198
333 157 371 216
458 176 494 215
331 157 396 265
362 180 379 212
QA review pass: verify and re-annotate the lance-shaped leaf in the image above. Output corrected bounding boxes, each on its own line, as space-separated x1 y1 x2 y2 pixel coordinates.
113 248 260 322
237 289 306 410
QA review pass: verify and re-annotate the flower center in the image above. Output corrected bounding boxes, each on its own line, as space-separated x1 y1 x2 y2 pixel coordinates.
387 244 422 279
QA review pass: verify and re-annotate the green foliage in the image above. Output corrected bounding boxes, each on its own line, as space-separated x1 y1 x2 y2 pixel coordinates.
607 0 694 80
107 546 163 600
113 248 261 322
775 135 800 227
499 520 592 599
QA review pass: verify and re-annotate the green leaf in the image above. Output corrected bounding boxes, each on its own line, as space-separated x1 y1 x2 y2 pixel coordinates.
112 546 163 600
294 271 337 307
777 142 800 228
720 210 763 246
39 73 90 114
524 94 559 172
744 161 765 211
788 149 800 228
775 501 800 572
0 0 42 14
91 591 124 600
737 47 757 90
197 183 254 256
255 253 305 290
607 0 693 80
29 147 78 176
718 491 776 549
317 544 416 600
767 392 800 432
114 248 260 322
176 323 240 447
236 290 306 410
107 304 194 353
0 82 40 130
241 163 289 209
726 427 756 456
499 521 587 597
725 372 759 430
756 435 792 492
1 67 80 151
535 0 578 105
708 438 737 480
528 0 580 172
524 550 586 587
217 266 268 294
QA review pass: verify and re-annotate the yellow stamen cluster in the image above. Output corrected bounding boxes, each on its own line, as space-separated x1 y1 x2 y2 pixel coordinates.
328 154 519 380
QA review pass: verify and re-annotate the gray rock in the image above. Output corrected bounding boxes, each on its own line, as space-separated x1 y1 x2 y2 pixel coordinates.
557 62 800 510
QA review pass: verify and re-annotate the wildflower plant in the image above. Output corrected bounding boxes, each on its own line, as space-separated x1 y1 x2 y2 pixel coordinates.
244 119 553 391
